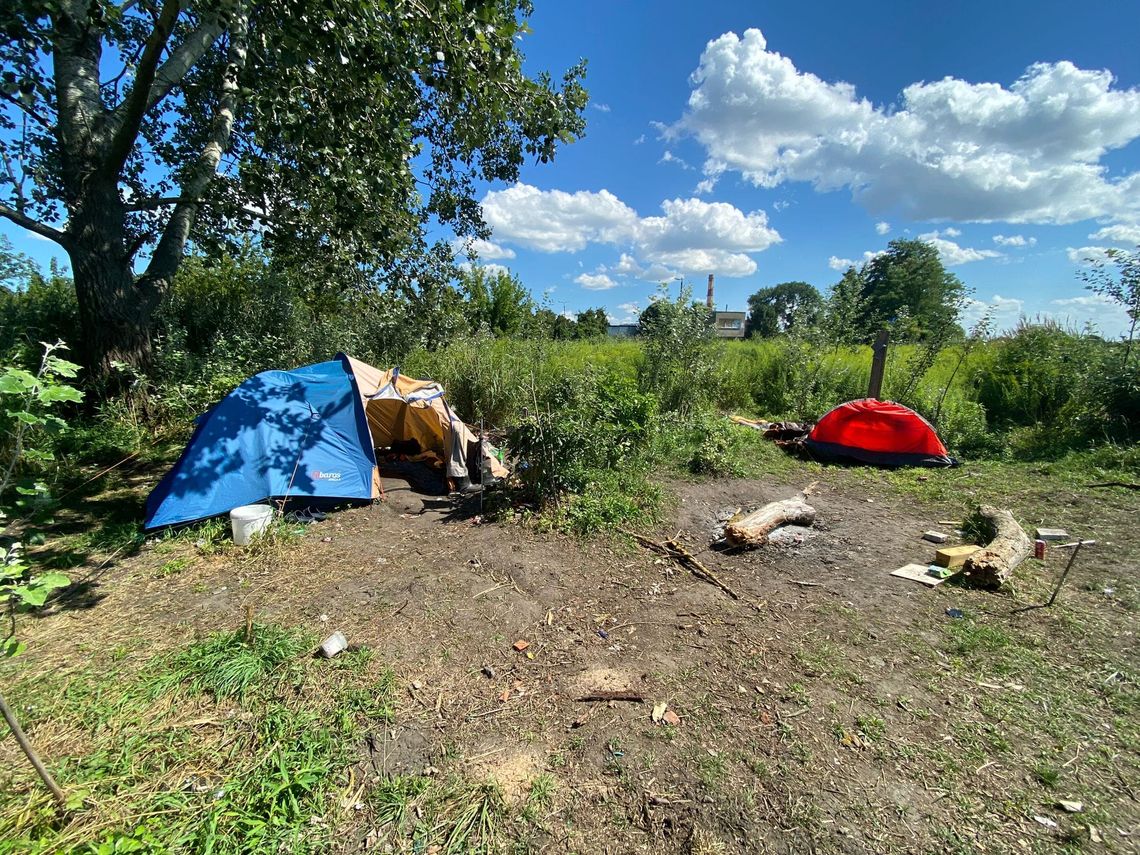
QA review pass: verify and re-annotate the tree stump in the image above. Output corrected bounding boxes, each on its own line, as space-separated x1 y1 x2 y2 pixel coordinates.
960 505 1032 590
725 498 816 548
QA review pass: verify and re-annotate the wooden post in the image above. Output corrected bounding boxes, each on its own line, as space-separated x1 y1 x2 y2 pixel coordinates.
868 329 889 399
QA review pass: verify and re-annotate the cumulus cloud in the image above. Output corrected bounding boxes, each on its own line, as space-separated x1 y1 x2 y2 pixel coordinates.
674 29 1140 225
827 249 886 271
918 230 1002 265
482 185 640 252
575 272 619 290
459 261 510 277
609 301 642 323
1089 223 1140 245
482 183 781 278
1067 245 1114 265
961 294 1025 331
992 234 1037 247
451 237 516 260
694 177 717 195
875 221 890 235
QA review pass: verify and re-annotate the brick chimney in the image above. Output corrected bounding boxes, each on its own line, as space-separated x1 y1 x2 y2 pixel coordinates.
706 274 715 308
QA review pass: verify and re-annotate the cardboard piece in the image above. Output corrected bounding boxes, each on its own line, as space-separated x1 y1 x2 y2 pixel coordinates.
891 562 956 587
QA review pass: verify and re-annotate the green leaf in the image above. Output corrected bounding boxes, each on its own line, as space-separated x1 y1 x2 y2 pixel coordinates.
0 368 37 392
33 572 70 592
10 585 47 607
2 638 26 658
38 385 84 404
44 356 81 378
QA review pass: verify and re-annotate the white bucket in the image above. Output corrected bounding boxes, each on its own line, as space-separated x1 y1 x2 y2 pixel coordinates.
230 504 274 546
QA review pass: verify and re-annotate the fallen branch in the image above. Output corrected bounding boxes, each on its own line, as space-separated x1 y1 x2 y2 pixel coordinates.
1086 482 1140 491
621 529 744 602
960 505 1032 590
575 691 644 703
725 497 816 548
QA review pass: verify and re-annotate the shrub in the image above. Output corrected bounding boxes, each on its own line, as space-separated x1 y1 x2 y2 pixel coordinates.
506 370 657 508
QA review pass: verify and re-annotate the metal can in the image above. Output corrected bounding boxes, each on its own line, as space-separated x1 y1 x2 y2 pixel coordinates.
1034 539 1046 560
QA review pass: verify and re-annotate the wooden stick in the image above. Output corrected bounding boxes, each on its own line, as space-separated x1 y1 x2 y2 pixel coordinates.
575 691 644 703
0 689 67 807
621 529 743 602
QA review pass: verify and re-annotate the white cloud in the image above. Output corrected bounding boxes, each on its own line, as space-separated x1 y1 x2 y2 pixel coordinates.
575 272 619 290
482 185 640 252
828 249 886 271
694 177 717 195
772 200 790 212
451 237 516 260
992 234 1037 247
1049 292 1130 335
483 183 781 278
675 29 1140 225
961 294 1025 331
1088 223 1140 246
659 150 693 170
593 102 611 113
1067 245 1113 266
918 229 1002 265
609 301 642 324
459 261 510 277
875 221 890 235
633 133 646 145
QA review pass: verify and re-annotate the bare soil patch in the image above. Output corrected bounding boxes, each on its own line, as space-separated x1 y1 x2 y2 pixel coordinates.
6 466 1139 853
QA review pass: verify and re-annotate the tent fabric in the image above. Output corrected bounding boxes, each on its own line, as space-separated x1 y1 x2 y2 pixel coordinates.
344 357 507 480
145 354 506 530
804 399 955 468
145 356 377 529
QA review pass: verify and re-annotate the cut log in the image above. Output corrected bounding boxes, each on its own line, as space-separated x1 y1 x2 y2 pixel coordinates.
960 505 1032 590
725 498 816 548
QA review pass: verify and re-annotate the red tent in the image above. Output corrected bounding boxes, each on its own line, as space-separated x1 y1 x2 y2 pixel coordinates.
805 399 955 467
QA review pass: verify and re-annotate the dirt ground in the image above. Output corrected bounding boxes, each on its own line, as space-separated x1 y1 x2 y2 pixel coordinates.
10 464 1140 853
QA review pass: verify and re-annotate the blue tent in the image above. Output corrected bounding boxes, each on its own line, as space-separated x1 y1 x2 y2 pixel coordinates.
144 355 378 529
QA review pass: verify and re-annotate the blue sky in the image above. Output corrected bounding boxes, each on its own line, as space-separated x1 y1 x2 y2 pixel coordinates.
459 0 1140 334
5 1 1139 336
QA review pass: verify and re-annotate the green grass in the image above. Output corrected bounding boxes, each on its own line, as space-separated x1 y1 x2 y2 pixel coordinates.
152 623 314 700
0 623 533 855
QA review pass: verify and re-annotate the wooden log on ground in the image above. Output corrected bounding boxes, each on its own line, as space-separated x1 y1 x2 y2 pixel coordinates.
725 498 816 548
960 505 1032 590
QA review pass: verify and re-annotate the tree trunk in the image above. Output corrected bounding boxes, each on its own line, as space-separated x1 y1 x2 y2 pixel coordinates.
725 498 817 548
66 184 161 389
960 505 1032 590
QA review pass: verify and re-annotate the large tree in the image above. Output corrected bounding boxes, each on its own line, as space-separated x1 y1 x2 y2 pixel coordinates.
0 1 586 384
857 239 965 340
746 281 822 338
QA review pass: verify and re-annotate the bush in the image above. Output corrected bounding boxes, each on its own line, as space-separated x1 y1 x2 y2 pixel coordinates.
506 370 657 508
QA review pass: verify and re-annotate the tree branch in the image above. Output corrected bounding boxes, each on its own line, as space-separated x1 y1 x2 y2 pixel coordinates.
140 14 227 115
143 5 247 286
101 0 182 177
0 92 54 132
0 202 67 245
